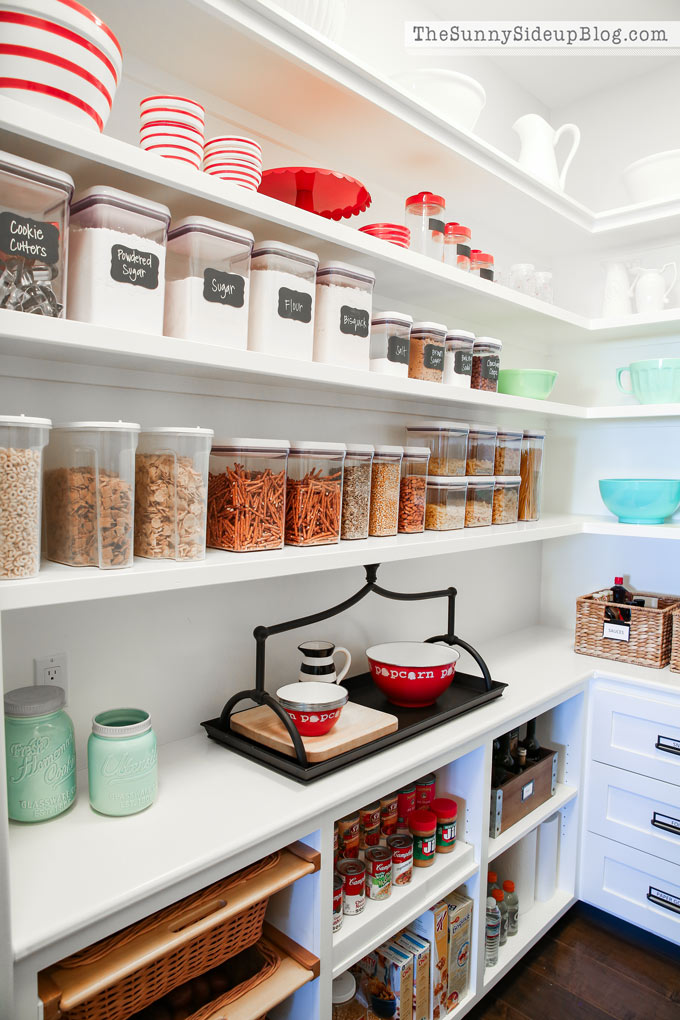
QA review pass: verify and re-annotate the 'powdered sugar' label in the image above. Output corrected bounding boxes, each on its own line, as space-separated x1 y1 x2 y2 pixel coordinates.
110 245 159 288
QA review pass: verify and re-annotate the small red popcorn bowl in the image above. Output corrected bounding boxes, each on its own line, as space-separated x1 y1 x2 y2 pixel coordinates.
366 642 460 707
276 681 348 736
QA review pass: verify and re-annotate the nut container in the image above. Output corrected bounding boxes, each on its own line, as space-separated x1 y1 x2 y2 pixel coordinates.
0 414 51 579
207 439 290 552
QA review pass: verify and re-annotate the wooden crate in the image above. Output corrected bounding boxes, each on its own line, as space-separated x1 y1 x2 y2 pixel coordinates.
574 589 680 669
489 747 558 838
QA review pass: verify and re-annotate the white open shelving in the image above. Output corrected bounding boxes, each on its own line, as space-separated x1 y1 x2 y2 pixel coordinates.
487 783 579 863
482 888 576 989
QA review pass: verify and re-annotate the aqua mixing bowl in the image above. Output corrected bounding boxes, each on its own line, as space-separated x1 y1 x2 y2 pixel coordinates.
497 369 557 400
616 359 680 404
599 478 680 524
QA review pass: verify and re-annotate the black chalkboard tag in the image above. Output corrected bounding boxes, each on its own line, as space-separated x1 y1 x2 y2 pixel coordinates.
203 268 245 307
423 343 445 372
428 217 445 234
480 267 494 282
387 334 409 365
457 243 471 259
481 355 500 382
340 305 370 337
454 349 473 376
110 244 159 289
0 211 59 264
278 286 312 323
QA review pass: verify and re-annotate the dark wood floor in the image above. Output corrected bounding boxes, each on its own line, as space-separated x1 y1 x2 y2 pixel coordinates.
468 902 680 1020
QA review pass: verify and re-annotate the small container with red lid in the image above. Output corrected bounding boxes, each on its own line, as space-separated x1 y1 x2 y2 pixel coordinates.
470 250 495 282
405 192 446 259
444 223 472 271
431 797 458 853
409 808 437 867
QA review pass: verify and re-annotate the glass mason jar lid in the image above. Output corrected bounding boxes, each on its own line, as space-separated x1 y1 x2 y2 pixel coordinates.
371 311 413 327
0 414 52 428
4 685 66 717
316 260 375 286
345 443 374 456
446 329 475 343
212 438 290 452
411 321 447 336
92 708 152 738
403 446 430 460
474 336 503 350
494 475 521 486
373 445 403 457
251 240 319 267
426 476 469 488
71 186 171 225
407 420 470 435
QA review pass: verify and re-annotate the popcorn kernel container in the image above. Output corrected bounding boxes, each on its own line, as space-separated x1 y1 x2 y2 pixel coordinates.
0 414 51 579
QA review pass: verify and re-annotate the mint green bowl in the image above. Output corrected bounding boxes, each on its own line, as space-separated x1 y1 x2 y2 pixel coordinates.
599 478 680 524
616 359 680 404
497 369 558 400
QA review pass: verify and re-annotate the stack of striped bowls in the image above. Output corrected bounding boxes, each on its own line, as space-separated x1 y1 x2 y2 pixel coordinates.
140 95 205 170
359 223 411 248
203 136 262 190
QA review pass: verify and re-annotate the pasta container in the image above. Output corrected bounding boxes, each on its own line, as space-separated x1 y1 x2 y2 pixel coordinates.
406 420 469 477
207 438 290 552
248 240 319 360
466 425 498 476
0 414 51 579
465 476 495 528
492 476 521 525
285 441 345 546
519 430 546 521
314 260 375 369
425 476 468 531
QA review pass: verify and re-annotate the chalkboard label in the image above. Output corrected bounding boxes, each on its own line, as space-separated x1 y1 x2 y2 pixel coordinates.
454 349 473 376
0 211 59 264
387 334 409 365
423 343 444 372
340 305 370 337
657 734 680 753
481 355 500 382
110 244 159 289
457 243 471 259
480 267 495 281
428 217 445 234
278 286 312 323
203 268 245 307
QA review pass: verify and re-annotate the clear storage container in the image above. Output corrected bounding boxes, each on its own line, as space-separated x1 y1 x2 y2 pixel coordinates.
443 329 475 388
519 429 546 521
285 441 345 546
369 445 403 537
405 192 445 259
467 425 498 475
44 421 140 569
406 420 469 477
332 971 366 1019
470 250 495 282
425 476 468 531
0 150 74 317
248 240 319 360
341 443 373 540
398 446 430 534
134 426 213 561
0 414 51 579
314 261 375 369
68 186 170 333
465 476 495 527
494 429 523 476
207 439 289 552
471 337 502 392
163 216 253 347
443 222 472 271
493 475 521 525
408 321 446 383
369 310 412 377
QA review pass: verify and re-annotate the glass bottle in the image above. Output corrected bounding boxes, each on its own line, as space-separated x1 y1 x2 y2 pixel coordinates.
503 880 519 936
523 718 541 761
500 732 516 774
485 896 500 967
492 888 508 945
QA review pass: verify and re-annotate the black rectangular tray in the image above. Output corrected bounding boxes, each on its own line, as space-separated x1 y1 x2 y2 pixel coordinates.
202 668 506 783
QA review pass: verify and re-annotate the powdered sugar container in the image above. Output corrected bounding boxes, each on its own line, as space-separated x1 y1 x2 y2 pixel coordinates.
313 260 375 369
67 186 170 334
248 240 319 360
0 414 51 579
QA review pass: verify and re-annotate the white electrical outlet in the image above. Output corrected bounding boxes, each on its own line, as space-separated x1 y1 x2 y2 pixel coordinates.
34 653 68 701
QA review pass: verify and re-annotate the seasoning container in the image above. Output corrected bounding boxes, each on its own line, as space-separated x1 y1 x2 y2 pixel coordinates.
495 429 523 476
68 187 170 333
406 420 469 477
332 971 365 1020
405 192 446 258
285 442 345 546
369 310 412 377
163 216 254 347
387 834 413 886
337 858 366 915
380 792 398 839
0 414 51 579
341 444 373 541
398 446 430 534
409 808 437 868
87 708 157 816
408 321 446 383
333 874 344 932
519 429 546 521
465 477 495 528
0 150 74 317
416 773 436 808
471 337 502 392
443 329 475 388
207 439 289 552
248 240 319 360
493 476 521 525
470 250 495 281
466 425 498 475
313 261 375 369
431 797 457 853
425 477 468 531
44 421 140 569
368 446 403 537
365 846 392 900
443 222 472 271
359 801 381 851
337 812 360 859
397 782 416 831
4 685 76 822
134 427 213 561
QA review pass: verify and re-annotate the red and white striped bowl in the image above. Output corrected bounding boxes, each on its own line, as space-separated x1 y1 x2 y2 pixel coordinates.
140 109 204 132
141 94 204 121
140 133 204 161
147 151 201 170
204 172 260 191
203 154 261 171
205 135 261 157
204 165 261 182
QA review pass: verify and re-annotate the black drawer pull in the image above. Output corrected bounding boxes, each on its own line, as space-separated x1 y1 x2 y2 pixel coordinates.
655 735 680 756
647 886 680 914
651 811 680 836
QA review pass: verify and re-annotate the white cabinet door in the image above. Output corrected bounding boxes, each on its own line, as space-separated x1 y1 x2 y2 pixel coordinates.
590 685 680 786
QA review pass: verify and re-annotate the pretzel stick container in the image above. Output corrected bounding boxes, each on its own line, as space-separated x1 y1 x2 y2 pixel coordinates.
207 438 290 552
285 441 345 546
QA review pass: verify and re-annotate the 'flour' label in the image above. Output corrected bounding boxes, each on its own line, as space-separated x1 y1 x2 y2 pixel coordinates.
423 343 445 372
0 212 59 263
203 268 245 307
454 349 473 376
110 245 159 288
340 305 370 337
278 286 312 322
387 334 409 364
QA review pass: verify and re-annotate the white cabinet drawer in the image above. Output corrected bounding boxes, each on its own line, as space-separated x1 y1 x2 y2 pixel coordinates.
590 685 680 786
586 761 680 865
581 832 680 945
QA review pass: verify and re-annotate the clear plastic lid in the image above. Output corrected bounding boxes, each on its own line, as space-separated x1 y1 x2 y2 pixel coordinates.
374 445 403 457
446 329 475 343
426 476 469 488
467 476 496 487
332 971 357 1005
468 424 498 436
411 321 447 336
54 421 141 431
289 441 346 455
251 240 319 267
523 429 546 438
141 426 214 437
372 311 413 326
212 438 290 452
494 475 521 486
474 336 503 350
0 414 52 427
167 216 254 246
496 429 523 440
407 420 470 434
345 443 375 456
4 685 66 717
403 446 431 460
0 150 74 196
71 186 171 225
317 260 375 285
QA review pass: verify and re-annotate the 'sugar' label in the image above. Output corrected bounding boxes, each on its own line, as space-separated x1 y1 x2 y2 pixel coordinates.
278 286 312 323
387 334 409 364
110 245 159 288
0 211 59 263
423 343 444 372
340 305 370 337
203 268 245 307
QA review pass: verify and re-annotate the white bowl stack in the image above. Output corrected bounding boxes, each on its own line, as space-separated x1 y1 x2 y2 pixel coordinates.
140 95 205 170
203 136 263 190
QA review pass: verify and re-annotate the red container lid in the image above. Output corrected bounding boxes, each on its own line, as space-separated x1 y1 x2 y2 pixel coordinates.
406 192 445 208
471 250 494 263
431 797 458 819
488 870 498 882
615 576 623 584
492 888 504 902
445 222 471 238
409 808 437 832
503 880 515 892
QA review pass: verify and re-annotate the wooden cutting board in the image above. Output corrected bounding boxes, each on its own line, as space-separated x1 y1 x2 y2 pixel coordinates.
231 701 399 762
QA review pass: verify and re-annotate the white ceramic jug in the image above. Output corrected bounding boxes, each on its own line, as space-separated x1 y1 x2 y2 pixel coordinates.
602 261 633 317
631 263 677 315
298 640 351 684
512 114 581 192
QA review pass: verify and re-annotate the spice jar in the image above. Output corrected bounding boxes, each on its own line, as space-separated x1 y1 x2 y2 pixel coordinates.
470 249 495 281
398 446 430 534
0 150 74 317
369 446 403 537
465 477 495 527
443 222 472 271
493 476 521 525
405 192 445 258
443 329 475 388
4 685 76 822
248 240 319 360
431 797 457 853
471 337 502 392
494 429 523 476
519 429 546 521
408 321 446 383
416 773 436 808
409 808 437 868
44 421 140 569
0 414 51 579
406 420 469 478
135 427 213 561
387 834 413 886
68 186 170 333
207 439 289 552
163 216 253 347
365 846 392 900
88 708 157 816
369 310 412 377
285 442 345 545
313 261 375 369
341 444 373 541
466 425 497 476
332 971 366 1020
425 477 468 531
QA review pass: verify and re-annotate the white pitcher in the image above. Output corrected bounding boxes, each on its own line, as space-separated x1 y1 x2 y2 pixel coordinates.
602 261 633 317
512 114 581 192
631 263 677 315
298 640 351 684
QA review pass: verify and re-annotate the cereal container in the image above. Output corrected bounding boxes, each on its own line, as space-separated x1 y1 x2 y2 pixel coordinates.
44 421 140 569
248 240 319 360
405 192 446 258
443 222 472 271
471 337 502 391
443 329 475 388
369 310 412 377
519 429 546 521
0 150 74 317
88 708 157 816
408 322 446 383
341 444 373 541
369 445 403 537
493 476 521 525
313 261 375 369
208 439 289 552
425 477 468 531
285 442 345 546
398 446 430 534
163 216 253 347
135 427 213 561
494 428 523 476
406 420 469 477
465 476 495 527
466 425 498 476
0 414 51 579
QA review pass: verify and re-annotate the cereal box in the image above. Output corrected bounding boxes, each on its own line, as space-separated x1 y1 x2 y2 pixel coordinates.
394 929 430 1020
445 890 474 1012
408 900 449 1020
355 941 413 1020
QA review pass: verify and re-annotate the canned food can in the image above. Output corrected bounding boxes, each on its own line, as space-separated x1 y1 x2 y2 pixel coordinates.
362 822 381 851
334 823 339 866
387 834 413 886
332 872 344 932
365 846 392 900
359 802 381 849
338 812 360 859
416 772 436 808
337 858 366 915
397 784 416 829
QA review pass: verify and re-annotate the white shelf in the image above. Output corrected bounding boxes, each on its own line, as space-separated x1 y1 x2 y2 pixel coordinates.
332 841 477 978
483 889 576 989
487 784 579 863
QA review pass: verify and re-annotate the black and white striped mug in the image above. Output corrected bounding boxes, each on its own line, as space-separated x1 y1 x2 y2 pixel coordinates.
298 640 351 684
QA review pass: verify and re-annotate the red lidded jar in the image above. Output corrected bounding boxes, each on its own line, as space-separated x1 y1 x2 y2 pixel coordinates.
431 797 458 853
409 808 437 868
470 250 494 282
443 222 472 271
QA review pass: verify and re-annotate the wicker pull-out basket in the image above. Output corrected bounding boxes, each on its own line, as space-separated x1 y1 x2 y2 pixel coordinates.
574 589 680 668
671 609 680 674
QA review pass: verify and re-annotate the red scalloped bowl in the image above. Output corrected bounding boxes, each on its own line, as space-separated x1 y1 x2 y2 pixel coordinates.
366 642 460 707
259 166 371 220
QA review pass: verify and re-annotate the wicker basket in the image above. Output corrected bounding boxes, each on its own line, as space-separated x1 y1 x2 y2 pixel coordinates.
671 609 680 673
574 589 680 668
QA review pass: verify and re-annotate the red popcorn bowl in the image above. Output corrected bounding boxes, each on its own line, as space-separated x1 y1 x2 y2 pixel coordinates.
366 642 460 707
276 681 348 736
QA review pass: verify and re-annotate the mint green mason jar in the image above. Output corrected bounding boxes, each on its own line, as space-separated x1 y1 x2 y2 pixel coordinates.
88 708 157 816
4 685 76 822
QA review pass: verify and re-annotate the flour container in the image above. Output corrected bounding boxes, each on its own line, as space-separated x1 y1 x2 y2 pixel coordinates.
314 260 375 369
248 240 319 360
0 414 51 579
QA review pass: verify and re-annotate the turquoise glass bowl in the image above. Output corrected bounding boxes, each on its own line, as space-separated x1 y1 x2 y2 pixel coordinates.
599 478 680 524
497 369 557 400
616 359 680 404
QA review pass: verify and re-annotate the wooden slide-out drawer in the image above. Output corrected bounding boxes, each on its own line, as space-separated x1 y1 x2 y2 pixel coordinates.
590 685 680 787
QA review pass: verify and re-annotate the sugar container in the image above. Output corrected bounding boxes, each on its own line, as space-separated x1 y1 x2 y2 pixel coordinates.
369 310 412 377
408 322 446 383
493 476 521 525
405 192 446 258
88 708 157 816
0 414 51 579
207 438 290 551
248 240 319 360
285 442 345 546
471 337 502 392
314 261 375 369
443 222 472 271
406 421 469 477
398 446 430 534
341 443 374 540
443 329 475 388
519 429 546 521
425 477 468 531
369 445 403 537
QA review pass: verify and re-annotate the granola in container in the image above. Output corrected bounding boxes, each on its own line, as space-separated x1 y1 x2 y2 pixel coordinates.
425 476 468 531
405 420 469 477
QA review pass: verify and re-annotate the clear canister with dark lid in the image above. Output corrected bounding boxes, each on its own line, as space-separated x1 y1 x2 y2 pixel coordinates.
493 475 521 524
408 321 446 383
495 428 523 476
407 420 469 477
466 424 498 475
398 446 430 534
207 438 290 552
425 476 468 531
519 429 546 521
443 329 475 388
370 310 412 377
341 443 374 540
285 441 346 546
465 476 495 527
369 445 403 537
471 336 502 392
